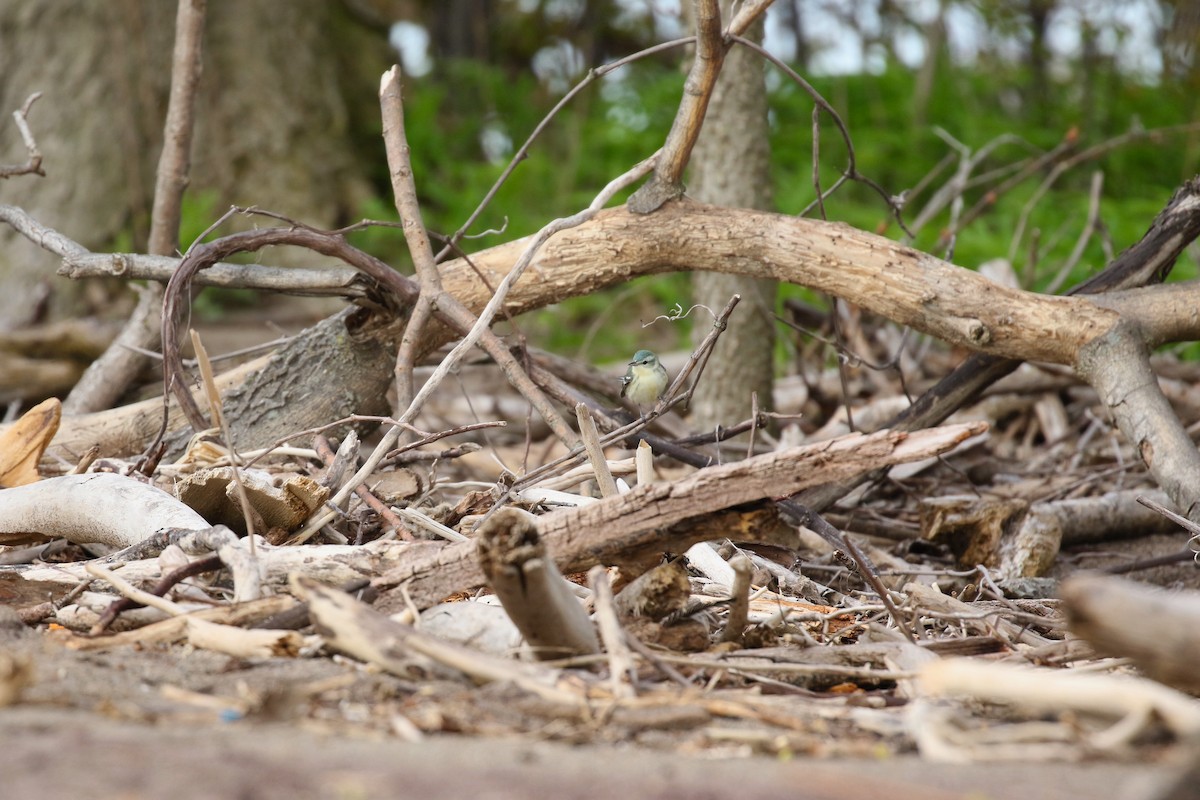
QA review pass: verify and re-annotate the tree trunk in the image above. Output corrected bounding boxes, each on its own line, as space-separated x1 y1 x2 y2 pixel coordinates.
686 2 776 439
0 0 384 329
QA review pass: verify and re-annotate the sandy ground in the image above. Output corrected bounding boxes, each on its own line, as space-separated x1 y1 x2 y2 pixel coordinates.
0 608 1185 800
1 706 1180 800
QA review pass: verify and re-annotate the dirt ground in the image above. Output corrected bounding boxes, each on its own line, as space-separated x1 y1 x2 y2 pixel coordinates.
1 706 1176 800
0 607 1187 800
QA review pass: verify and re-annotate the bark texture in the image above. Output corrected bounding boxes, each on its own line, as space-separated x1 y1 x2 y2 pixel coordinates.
0 0 383 327
687 3 777 436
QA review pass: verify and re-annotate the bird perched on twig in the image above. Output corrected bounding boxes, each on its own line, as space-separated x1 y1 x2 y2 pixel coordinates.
620 349 668 412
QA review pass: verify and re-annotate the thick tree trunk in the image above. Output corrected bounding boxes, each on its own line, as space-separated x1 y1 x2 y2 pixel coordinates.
687 3 776 438
0 0 383 328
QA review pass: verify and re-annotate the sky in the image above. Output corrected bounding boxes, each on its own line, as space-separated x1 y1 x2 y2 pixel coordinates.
391 0 1170 84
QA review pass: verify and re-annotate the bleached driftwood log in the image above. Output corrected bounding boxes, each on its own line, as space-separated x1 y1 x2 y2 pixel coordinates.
0 473 209 548
916 658 1200 760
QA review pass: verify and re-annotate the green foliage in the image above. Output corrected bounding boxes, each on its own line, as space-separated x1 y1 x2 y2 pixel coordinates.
768 64 1197 291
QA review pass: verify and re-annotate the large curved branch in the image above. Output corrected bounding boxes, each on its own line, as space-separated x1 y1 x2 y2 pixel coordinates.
797 175 1200 513
438 200 1128 363
16 193 1200 520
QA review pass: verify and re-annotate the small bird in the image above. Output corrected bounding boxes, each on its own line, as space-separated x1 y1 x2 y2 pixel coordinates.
620 349 668 411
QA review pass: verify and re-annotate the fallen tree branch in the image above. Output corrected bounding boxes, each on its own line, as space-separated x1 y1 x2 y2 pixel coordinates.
1062 572 1200 694
797 175 1200 513
371 422 985 609
917 657 1200 755
477 508 600 660
9 187 1200 519
59 252 371 297
292 575 584 707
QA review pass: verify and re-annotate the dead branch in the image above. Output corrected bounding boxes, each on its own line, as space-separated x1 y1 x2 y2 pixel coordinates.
0 203 86 258
374 65 578 462
917 658 1200 756
9 185 1200 524
159 225 417 433
1077 322 1200 518
904 582 1053 649
0 93 44 179
305 153 661 540
628 0 725 213
59 595 295 651
380 64 445 414
1062 572 1200 694
292 575 584 707
477 508 600 660
59 252 370 297
372 422 984 609
796 176 1200 514
2 537 416 597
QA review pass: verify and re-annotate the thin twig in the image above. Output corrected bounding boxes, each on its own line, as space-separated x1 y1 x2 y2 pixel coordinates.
439 37 694 257
930 128 1075 245
1043 170 1104 295
190 329 258 556
1008 121 1200 262
576 403 618 497
85 562 189 620
0 92 45 179
312 434 414 543
730 35 911 234
380 66 442 419
92 552 222 635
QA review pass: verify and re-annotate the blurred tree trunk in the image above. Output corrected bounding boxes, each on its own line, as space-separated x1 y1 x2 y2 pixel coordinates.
1025 0 1054 123
0 0 385 330
1159 0 1200 176
912 2 947 127
782 0 810 71
686 1 775 441
429 0 493 61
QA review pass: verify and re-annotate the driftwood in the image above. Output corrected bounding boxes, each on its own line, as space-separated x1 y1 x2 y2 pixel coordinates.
4 537 421 595
58 594 295 651
476 508 600 660
3 424 970 624
1062 572 1200 694
919 489 1182 579
372 422 983 610
291 575 583 707
903 582 1055 649
7 1 1200 774
916 658 1200 760
0 473 209 548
